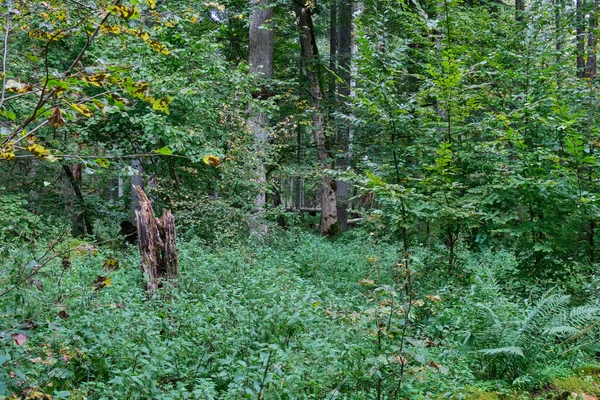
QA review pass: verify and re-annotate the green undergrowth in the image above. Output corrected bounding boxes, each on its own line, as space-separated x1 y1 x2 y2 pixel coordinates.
1 230 600 399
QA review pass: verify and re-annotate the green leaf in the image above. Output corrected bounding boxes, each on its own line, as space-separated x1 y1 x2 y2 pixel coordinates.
95 158 110 168
154 146 173 155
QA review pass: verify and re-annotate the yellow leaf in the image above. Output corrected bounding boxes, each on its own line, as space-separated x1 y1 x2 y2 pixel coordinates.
147 0 156 8
152 97 172 114
26 143 51 159
202 155 222 167
109 4 140 20
84 73 108 87
70 103 93 117
147 39 169 55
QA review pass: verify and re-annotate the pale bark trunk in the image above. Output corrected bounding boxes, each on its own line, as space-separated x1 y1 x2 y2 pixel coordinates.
130 158 143 222
295 1 338 235
247 0 274 236
335 0 353 232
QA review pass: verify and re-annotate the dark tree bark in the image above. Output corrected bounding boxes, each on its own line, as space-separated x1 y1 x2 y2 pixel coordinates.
515 0 525 21
585 0 599 79
328 0 337 105
294 1 338 235
247 0 274 236
62 164 93 236
577 0 586 78
335 0 353 232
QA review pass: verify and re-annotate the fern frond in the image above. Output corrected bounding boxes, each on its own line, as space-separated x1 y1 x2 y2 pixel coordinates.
478 346 524 357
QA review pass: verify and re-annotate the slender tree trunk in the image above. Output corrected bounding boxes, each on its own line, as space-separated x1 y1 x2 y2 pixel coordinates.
62 164 93 236
295 125 305 211
335 0 353 232
329 0 337 105
577 0 586 78
247 0 274 236
586 0 599 79
294 1 338 235
515 0 525 22
130 158 144 221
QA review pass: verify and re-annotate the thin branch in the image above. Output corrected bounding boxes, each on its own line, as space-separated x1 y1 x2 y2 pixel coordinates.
65 0 120 76
12 152 190 160
0 1 11 110
1 0 120 146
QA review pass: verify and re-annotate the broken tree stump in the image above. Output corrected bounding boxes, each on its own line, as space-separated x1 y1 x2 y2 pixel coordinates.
134 186 179 294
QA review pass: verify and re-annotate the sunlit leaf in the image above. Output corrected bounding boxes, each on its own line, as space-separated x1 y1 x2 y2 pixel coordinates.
95 158 110 168
154 146 173 155
152 97 172 114
203 155 222 167
70 103 93 117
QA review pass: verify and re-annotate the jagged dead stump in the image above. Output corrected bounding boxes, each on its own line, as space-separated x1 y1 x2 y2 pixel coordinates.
134 186 179 294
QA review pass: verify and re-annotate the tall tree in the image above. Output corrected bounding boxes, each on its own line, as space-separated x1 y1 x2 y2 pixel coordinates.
585 0 599 79
577 0 585 78
247 0 274 236
294 0 338 235
335 0 353 232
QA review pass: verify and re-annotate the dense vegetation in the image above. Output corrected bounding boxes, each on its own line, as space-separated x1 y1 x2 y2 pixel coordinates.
3 0 600 398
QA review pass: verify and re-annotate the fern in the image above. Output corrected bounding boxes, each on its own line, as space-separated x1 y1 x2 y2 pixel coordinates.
462 265 600 381
478 346 524 357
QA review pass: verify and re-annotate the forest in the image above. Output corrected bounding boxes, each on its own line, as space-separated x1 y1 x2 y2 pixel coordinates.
4 0 600 398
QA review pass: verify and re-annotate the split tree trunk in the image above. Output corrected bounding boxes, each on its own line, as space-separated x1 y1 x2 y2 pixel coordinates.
295 1 338 235
247 0 274 236
134 186 179 294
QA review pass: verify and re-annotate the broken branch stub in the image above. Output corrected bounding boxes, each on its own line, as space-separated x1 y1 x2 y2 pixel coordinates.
134 186 179 294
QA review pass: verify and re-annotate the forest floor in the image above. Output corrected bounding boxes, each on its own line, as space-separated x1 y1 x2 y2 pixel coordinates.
2 229 600 399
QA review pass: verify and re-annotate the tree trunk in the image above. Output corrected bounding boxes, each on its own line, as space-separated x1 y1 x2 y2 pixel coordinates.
328 0 337 106
247 0 274 236
335 0 353 232
62 164 93 236
134 186 179 295
130 158 143 222
515 0 524 21
294 1 338 235
586 0 599 79
577 0 585 78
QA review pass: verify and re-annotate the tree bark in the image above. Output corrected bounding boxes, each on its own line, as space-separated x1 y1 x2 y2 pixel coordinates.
585 0 599 79
515 0 524 21
335 0 353 232
134 186 179 295
62 164 93 236
577 0 586 78
247 0 274 236
294 1 338 235
130 158 143 222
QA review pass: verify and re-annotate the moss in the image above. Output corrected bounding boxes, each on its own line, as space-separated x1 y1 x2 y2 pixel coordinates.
553 376 600 397
575 365 600 378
